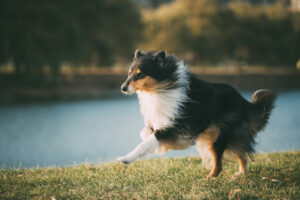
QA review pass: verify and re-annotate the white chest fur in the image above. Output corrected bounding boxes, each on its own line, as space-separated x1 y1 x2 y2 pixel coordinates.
137 89 187 130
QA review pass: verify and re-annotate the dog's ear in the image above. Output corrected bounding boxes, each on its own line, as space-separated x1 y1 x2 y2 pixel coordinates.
134 49 143 59
153 51 166 65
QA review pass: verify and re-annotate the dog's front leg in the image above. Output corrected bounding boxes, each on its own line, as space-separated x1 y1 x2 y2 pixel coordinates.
140 127 153 141
117 134 159 164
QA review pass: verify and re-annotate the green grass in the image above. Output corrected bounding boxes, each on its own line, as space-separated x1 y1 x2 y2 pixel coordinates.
1 152 299 200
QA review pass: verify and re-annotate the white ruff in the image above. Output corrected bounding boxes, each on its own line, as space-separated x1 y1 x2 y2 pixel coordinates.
117 61 189 163
137 62 189 130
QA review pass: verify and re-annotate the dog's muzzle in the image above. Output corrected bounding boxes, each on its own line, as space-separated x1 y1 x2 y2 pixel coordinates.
121 80 134 94
121 82 128 93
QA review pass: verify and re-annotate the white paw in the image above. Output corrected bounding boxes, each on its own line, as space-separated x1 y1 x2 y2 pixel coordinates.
116 156 133 164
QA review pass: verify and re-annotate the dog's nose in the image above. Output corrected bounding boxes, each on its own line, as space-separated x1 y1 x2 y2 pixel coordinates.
121 85 128 92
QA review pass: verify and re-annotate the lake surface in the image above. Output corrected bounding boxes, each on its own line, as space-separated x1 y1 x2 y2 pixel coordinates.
0 91 299 168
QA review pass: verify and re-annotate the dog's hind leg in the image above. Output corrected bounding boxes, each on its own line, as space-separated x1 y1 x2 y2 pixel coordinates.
207 147 223 178
196 125 221 168
235 152 247 175
206 132 228 178
196 125 227 178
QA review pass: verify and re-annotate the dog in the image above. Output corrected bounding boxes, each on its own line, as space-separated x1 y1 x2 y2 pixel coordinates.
117 49 276 178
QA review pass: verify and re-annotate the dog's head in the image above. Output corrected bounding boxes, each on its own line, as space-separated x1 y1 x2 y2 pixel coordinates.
121 49 170 94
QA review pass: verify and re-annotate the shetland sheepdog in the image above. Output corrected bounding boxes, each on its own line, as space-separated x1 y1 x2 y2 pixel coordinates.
117 49 276 178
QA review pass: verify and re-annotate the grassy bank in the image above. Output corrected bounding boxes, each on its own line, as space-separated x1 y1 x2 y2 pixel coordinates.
0 152 299 199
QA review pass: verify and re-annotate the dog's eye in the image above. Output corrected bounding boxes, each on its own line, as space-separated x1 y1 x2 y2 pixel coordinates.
134 70 145 80
135 69 144 77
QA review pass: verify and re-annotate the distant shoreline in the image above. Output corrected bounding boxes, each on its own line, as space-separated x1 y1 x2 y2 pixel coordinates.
1 71 300 103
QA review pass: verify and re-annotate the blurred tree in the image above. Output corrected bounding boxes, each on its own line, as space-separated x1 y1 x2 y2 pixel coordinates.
229 1 299 66
183 0 225 64
141 1 190 55
140 0 300 67
140 0 173 8
0 0 142 84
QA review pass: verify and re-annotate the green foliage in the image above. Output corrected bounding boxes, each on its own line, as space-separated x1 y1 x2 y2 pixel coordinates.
1 0 299 85
141 0 300 66
0 152 299 199
0 0 142 84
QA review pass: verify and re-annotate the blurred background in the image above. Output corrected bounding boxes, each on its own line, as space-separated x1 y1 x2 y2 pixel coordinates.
0 0 299 168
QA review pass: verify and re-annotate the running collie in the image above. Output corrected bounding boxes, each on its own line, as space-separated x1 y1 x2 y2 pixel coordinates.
117 49 276 178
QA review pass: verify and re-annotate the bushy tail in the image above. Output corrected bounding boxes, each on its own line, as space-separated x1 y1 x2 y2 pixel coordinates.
250 89 277 133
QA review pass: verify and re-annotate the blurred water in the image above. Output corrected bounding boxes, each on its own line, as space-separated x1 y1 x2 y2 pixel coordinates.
0 91 299 168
